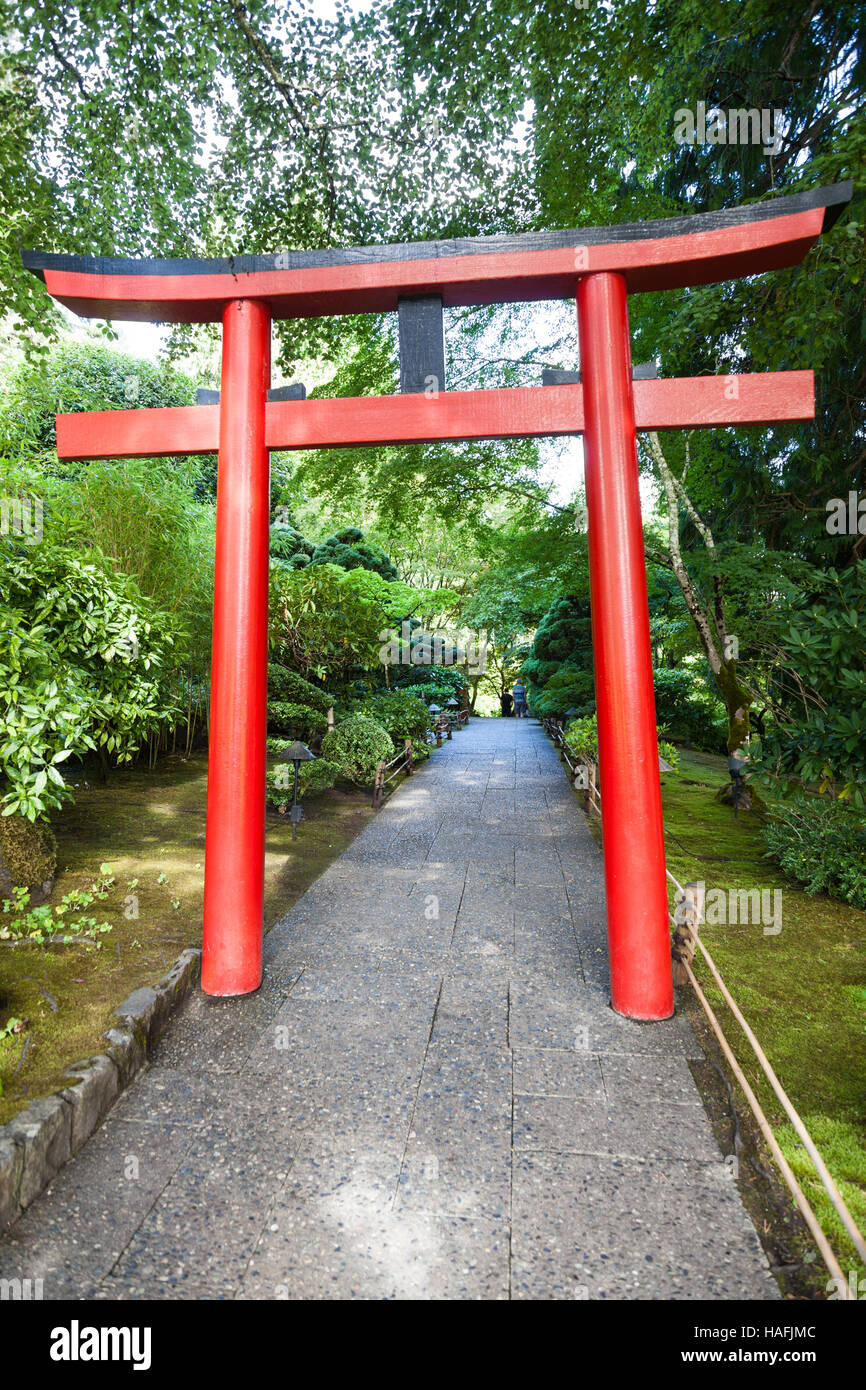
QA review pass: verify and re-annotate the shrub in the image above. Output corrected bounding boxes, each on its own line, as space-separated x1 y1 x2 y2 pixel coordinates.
267 663 333 711
309 527 398 580
757 561 866 805
657 736 680 770
269 523 314 570
652 667 726 754
564 713 679 769
393 665 468 701
266 701 329 740
523 594 593 714
760 797 866 909
530 666 594 719
266 665 334 741
266 757 338 810
350 690 430 751
321 715 393 785
396 681 462 710
564 714 599 760
1 540 179 820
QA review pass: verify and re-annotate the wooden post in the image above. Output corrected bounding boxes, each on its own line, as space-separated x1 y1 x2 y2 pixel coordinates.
588 763 598 815
404 738 413 774
327 705 335 730
372 761 386 809
672 880 705 987
435 724 442 748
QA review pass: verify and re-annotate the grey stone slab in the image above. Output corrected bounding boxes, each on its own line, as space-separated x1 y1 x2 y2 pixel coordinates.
430 977 509 1047
149 977 289 1074
513 1050 604 1099
395 1141 510 1219
0 1118 192 1297
376 950 450 977
514 896 575 929
95 1271 238 1300
238 1161 509 1300
511 1154 778 1300
600 1054 703 1105
508 978 686 1055
107 1190 276 1296
512 947 584 981
513 1095 719 1160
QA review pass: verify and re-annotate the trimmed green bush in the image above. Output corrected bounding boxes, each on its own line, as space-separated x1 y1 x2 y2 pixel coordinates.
523 594 594 717
266 664 334 741
760 797 866 909
321 715 393 785
350 690 430 753
393 665 468 701
564 713 679 769
269 522 315 570
309 527 398 580
266 757 338 810
267 663 332 711
530 666 594 719
267 701 329 740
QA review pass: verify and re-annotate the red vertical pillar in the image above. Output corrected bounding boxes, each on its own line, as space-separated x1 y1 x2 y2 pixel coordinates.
576 272 673 1020
202 299 271 996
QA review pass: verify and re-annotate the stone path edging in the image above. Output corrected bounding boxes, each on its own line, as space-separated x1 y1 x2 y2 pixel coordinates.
0 946 201 1231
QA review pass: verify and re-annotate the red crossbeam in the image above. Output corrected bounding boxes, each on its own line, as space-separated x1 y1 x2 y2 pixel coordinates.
55 371 814 460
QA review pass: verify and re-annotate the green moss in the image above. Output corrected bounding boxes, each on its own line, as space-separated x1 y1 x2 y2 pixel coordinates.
778 1116 866 1279
0 751 374 1124
0 814 57 889
659 750 866 1289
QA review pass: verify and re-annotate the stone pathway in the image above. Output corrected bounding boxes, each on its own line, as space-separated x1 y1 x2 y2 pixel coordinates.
0 717 778 1300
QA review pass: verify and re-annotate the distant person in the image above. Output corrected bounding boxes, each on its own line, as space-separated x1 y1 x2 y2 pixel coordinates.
512 681 528 718
500 690 514 717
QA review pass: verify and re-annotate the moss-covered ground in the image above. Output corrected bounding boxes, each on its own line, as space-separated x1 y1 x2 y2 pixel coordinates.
0 751 375 1124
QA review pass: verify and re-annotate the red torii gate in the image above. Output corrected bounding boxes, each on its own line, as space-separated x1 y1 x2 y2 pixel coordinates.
23 180 851 1019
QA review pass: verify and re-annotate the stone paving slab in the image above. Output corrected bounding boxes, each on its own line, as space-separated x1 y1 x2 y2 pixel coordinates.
0 716 778 1301
511 1153 777 1301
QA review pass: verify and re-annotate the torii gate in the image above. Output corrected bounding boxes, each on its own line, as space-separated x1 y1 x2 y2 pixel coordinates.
22 180 851 1019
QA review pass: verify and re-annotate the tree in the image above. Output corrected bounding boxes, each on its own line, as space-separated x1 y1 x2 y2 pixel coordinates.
0 0 517 370
0 537 179 820
309 527 398 580
268 560 457 694
755 562 866 805
522 594 595 719
645 429 755 756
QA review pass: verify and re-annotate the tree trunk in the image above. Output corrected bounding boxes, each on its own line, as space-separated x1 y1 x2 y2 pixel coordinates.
715 661 751 755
